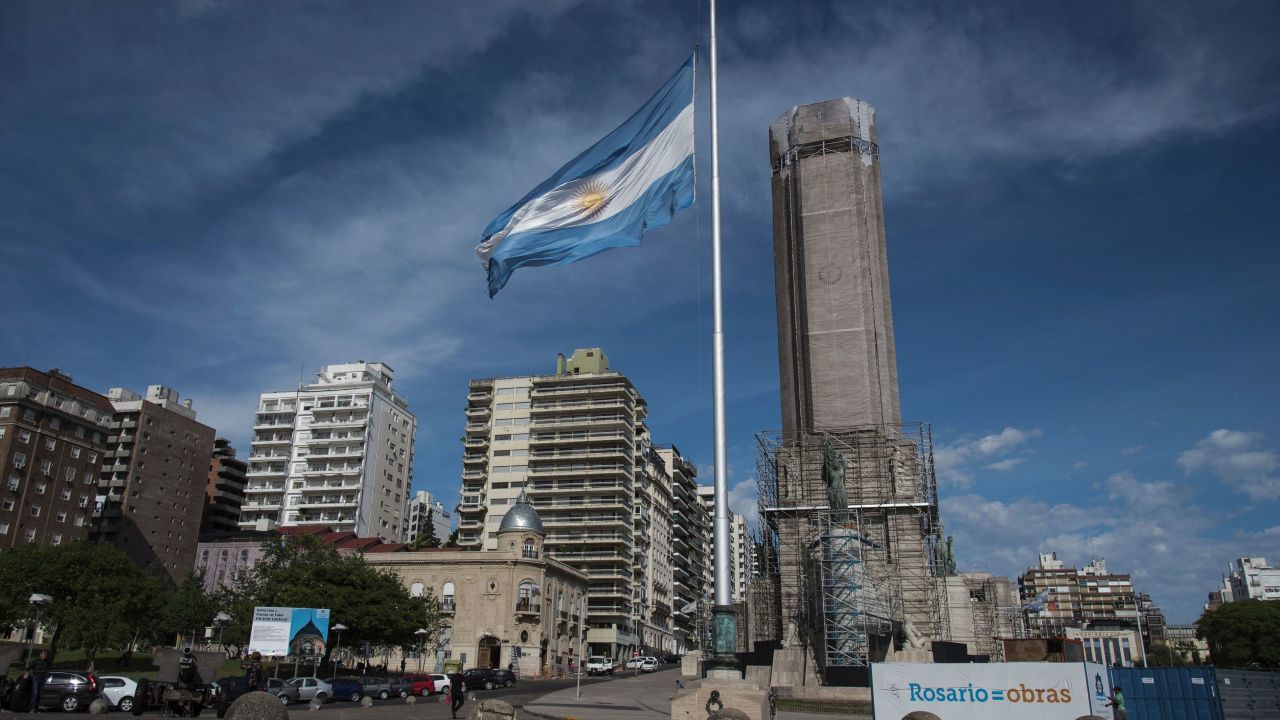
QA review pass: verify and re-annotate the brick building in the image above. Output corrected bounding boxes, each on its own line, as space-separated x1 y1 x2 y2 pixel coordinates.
0 368 114 547
202 438 247 535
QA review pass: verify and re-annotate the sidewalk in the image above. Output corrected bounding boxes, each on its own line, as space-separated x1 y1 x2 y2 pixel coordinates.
523 669 869 720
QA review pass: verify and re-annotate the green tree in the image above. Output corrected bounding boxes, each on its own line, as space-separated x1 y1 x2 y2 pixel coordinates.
443 529 460 548
408 508 441 550
158 573 220 647
0 542 162 662
1198 600 1280 667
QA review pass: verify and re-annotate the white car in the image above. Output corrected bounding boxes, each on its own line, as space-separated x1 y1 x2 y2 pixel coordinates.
287 677 334 703
639 657 658 673
429 674 451 695
98 676 139 713
624 657 643 670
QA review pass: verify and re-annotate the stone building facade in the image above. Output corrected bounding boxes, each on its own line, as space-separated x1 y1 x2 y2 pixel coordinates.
367 494 589 676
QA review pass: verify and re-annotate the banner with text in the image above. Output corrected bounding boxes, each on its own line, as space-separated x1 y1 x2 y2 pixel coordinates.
871 662 1113 719
248 606 331 658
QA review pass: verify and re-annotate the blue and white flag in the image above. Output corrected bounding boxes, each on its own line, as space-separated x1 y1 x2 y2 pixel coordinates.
477 56 695 297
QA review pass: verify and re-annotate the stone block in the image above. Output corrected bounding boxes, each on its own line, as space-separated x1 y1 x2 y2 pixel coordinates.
467 698 516 720
89 699 111 714
681 650 702 677
405 695 416 705
360 696 373 707
225 691 289 720
672 678 770 720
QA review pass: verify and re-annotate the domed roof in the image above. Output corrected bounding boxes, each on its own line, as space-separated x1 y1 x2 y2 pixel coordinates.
498 491 544 535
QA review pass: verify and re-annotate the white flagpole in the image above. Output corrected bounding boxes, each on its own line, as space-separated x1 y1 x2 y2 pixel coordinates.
709 0 732 619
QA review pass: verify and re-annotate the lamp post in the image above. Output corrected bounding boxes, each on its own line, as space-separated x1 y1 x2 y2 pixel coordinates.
213 612 231 652
24 593 53 664
330 624 347 677
414 629 429 673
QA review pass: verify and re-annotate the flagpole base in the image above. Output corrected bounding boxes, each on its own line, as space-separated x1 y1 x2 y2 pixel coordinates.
705 605 740 674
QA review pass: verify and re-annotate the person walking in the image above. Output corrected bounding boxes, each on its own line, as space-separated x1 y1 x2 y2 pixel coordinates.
449 676 465 719
241 652 266 692
26 650 51 713
1107 685 1127 720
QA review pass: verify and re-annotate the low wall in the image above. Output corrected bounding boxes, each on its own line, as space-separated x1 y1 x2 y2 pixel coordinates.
772 685 872 702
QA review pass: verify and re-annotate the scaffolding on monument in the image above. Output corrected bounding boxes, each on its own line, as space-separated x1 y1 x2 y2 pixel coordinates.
754 422 949 673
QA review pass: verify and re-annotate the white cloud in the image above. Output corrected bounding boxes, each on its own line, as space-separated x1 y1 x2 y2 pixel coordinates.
1071 461 1089 471
944 469 1278 623
1121 445 1146 456
1177 429 1280 501
984 458 1026 472
935 427 1042 487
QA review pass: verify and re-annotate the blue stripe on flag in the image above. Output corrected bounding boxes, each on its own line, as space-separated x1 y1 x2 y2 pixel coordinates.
481 55 694 242
487 155 694 296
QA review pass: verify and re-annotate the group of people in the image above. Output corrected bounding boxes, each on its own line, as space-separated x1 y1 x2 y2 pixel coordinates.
0 650 51 713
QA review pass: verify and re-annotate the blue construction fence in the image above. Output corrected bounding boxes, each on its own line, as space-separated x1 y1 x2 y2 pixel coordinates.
1108 666 1280 720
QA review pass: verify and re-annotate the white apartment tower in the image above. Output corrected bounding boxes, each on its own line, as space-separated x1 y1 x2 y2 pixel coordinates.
240 362 415 541
696 485 751 603
663 447 709 652
458 348 689 661
406 489 452 545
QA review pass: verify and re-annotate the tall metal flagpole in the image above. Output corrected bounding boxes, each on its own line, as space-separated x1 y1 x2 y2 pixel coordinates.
708 0 737 672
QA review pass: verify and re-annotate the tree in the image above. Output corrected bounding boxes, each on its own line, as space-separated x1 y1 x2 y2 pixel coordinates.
158 573 220 647
1198 600 1280 668
408 508 441 550
0 542 162 661
443 529 460 548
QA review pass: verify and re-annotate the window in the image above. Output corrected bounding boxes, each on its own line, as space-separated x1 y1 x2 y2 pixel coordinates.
29 504 41 517
50 418 61 430
74 426 85 438
44 438 55 450
523 538 538 559
74 514 84 527
0 427 5 439
69 446 81 459
55 511 67 523
38 460 51 476
18 431 30 444
410 582 424 598
23 409 35 421
1 499 13 511
24 529 36 543
34 481 47 495
0 522 7 535
78 495 89 508
87 452 97 464
6 474 18 491
59 488 71 501
64 467 75 483
50 532 62 546
83 471 94 484
0 407 9 418
442 582 456 612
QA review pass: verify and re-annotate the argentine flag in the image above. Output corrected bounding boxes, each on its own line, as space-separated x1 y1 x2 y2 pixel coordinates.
477 56 695 297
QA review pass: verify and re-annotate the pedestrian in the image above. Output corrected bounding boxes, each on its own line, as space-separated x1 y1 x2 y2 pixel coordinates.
241 652 265 692
449 677 465 719
27 650 51 713
399 657 406 673
1107 685 1127 720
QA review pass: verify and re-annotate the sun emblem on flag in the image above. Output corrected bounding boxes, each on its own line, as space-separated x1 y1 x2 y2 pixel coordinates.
572 179 611 219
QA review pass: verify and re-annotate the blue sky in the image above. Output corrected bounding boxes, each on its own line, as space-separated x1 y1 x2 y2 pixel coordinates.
2 0 1278 623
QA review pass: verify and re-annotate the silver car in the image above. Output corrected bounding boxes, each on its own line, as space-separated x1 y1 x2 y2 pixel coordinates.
286 677 333 703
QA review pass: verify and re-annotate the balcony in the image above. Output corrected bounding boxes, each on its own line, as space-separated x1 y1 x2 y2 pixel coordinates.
442 598 456 614
529 415 632 431
528 463 629 477
467 390 493 403
465 406 491 418
530 399 633 414
461 469 487 481
515 599 541 616
462 454 487 466
310 416 367 429
463 437 489 449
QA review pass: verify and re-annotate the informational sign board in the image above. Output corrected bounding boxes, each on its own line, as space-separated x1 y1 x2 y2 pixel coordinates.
871 662 1113 719
248 606 331 658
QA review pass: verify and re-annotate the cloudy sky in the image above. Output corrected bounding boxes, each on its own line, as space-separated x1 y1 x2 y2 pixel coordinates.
3 0 1279 622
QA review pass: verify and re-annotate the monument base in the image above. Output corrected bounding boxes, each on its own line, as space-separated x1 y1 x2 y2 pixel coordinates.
769 646 821 687
680 650 703 677
671 676 770 720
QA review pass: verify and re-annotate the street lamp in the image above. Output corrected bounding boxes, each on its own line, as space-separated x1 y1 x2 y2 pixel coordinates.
414 629 429 673
24 593 52 664
213 612 232 652
330 624 347 676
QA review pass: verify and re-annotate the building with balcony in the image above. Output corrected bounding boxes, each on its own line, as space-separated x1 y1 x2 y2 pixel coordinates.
695 485 751 603
239 362 415 541
1226 556 1280 602
660 446 709 653
202 438 247 535
406 489 452 546
89 384 216 580
368 493 589 675
0 368 114 548
457 348 696 662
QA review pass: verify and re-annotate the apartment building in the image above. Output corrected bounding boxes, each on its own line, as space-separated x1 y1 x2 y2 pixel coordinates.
0 368 114 548
660 445 708 653
458 348 693 661
202 438 247 535
696 485 751 602
239 362 416 541
406 489 452 546
1227 557 1280 602
1019 552 1159 649
90 385 216 580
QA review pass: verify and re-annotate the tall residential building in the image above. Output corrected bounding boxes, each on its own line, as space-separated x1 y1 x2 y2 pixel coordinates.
1018 552 1160 652
406 490 452 545
239 362 416 541
661 446 708 652
458 349 691 661
696 485 751 603
1226 557 1280 602
202 438 247 535
635 434 675 655
90 385 215 580
0 368 113 548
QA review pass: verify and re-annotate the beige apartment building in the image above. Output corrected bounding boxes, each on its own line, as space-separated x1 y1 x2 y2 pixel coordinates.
458 348 697 661
368 494 588 675
659 446 709 653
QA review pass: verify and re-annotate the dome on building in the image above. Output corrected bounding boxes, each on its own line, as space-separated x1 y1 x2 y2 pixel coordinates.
498 491 544 535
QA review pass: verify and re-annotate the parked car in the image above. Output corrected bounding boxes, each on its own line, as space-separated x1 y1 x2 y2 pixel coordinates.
639 657 658 673
212 676 298 707
428 674 450 696
461 668 515 691
37 671 101 712
402 674 436 697
624 657 643 670
661 654 681 665
98 676 138 713
356 675 407 700
324 678 364 703
585 656 614 676
286 677 333 703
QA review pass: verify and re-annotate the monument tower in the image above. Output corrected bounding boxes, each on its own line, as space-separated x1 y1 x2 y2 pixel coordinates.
757 99 946 686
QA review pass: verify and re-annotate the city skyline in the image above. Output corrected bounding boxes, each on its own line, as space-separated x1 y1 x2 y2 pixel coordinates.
2 0 1279 623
